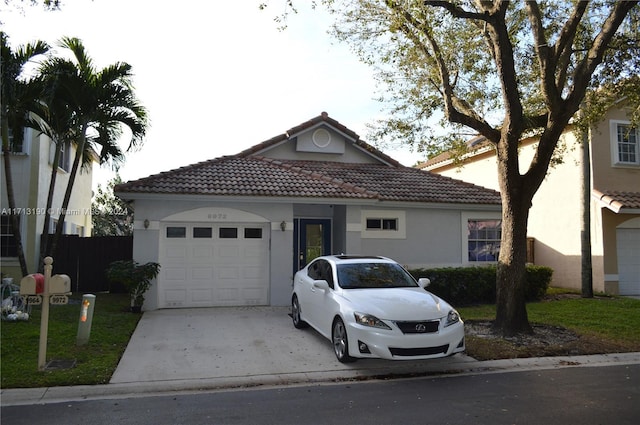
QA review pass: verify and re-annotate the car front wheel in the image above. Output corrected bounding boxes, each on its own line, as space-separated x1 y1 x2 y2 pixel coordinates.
291 295 308 329
332 317 356 363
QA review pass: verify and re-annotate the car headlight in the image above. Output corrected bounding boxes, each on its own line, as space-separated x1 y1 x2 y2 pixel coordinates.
444 310 461 327
354 312 392 330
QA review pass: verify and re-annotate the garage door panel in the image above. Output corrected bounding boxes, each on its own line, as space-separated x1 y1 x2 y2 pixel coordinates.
190 288 213 303
165 246 188 260
617 228 640 296
243 266 262 279
160 222 269 308
191 246 214 260
164 267 188 281
242 287 267 305
218 246 241 259
165 290 187 305
192 267 214 280
218 267 239 279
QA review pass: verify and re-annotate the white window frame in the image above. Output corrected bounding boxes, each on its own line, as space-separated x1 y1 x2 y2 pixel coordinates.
361 210 406 239
461 212 502 264
610 120 639 166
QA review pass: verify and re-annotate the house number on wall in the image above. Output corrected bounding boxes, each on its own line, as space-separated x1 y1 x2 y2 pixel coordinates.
207 213 228 220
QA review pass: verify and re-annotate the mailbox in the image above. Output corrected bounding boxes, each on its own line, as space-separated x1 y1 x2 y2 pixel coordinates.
20 273 45 295
50 274 71 294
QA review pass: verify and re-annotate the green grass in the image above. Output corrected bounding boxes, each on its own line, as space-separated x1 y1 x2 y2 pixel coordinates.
1 293 140 389
458 288 640 354
1 289 639 389
459 293 640 350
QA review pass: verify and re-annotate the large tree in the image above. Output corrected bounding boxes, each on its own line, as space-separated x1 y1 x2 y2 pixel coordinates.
276 1 639 335
38 37 147 262
1 31 49 276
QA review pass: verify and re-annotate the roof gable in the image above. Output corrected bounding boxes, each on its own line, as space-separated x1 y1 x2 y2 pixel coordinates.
237 112 401 167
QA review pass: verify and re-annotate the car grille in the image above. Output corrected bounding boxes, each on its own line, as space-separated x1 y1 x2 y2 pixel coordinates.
394 320 440 334
389 344 449 357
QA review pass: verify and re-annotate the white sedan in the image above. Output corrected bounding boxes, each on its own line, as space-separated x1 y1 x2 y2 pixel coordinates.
291 255 465 362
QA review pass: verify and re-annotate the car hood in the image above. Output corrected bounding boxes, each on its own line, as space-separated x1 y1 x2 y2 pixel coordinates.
339 287 451 321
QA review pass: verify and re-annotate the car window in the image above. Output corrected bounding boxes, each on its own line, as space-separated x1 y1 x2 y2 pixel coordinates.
307 261 322 280
307 260 334 289
336 263 417 289
319 261 334 289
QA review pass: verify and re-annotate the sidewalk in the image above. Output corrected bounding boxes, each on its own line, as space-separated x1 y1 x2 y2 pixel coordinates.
2 307 639 406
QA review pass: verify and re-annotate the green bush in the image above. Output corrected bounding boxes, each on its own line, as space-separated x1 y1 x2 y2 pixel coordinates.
409 265 552 306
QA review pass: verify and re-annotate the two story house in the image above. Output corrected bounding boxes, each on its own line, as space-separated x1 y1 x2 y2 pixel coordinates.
421 105 640 296
1 128 94 280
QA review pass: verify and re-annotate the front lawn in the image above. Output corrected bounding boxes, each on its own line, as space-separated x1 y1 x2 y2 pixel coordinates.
1 293 140 389
1 289 639 389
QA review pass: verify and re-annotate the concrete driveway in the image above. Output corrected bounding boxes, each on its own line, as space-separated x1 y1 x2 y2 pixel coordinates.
109 306 476 386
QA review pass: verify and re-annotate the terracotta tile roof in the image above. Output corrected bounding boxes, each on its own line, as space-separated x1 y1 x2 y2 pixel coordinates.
115 112 501 206
116 155 502 205
593 190 640 213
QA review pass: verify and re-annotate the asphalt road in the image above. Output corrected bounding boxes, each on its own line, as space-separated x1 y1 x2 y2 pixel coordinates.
2 364 638 425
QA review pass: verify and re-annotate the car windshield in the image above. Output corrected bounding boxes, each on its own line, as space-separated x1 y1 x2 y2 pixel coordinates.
336 262 418 289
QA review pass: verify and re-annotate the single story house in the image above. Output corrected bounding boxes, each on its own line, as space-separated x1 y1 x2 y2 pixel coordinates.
115 112 502 310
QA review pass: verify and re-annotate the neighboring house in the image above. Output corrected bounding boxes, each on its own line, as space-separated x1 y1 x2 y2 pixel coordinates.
420 105 640 296
1 128 94 279
115 112 502 310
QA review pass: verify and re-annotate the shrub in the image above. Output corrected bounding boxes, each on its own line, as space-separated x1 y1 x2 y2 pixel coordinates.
106 260 160 309
409 265 552 306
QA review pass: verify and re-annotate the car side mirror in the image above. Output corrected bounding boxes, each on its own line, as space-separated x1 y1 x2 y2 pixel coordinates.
417 277 431 288
313 280 330 291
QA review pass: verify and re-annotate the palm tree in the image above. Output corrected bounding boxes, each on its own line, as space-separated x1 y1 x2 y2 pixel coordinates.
1 32 50 276
38 37 148 261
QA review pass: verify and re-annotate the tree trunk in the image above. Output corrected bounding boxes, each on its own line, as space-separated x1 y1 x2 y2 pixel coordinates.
493 130 534 336
493 188 533 336
1 116 29 276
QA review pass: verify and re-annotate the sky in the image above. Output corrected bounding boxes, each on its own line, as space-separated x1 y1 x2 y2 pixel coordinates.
1 0 422 190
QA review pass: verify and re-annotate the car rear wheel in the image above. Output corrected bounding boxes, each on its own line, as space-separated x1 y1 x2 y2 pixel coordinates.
291 295 308 329
332 317 356 363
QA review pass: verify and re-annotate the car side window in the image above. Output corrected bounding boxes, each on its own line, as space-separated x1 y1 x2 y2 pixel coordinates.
318 260 334 289
307 261 321 280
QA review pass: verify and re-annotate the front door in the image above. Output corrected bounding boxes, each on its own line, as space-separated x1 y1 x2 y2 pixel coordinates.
294 218 331 272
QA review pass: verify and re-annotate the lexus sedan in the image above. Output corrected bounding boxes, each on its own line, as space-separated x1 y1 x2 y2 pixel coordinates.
291 255 465 362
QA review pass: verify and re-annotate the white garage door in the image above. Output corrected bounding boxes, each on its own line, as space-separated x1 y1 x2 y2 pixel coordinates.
159 222 270 308
617 228 640 296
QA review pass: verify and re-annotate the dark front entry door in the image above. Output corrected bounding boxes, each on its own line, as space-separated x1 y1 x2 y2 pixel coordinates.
294 218 331 272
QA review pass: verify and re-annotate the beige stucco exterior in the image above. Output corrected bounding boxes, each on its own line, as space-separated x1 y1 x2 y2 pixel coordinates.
423 105 640 295
1 129 94 280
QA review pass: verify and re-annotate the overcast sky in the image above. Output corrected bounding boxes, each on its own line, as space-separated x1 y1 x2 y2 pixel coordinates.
1 0 422 189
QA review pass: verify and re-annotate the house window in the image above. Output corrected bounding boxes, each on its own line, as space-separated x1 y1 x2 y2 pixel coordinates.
7 129 24 153
1 215 19 257
361 210 406 239
366 218 398 230
468 219 501 262
611 121 639 166
58 141 72 172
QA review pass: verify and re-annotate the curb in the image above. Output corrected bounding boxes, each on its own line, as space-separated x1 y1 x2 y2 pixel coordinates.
2 352 639 407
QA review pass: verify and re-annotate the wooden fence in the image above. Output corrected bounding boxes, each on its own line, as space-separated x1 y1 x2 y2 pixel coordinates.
42 235 133 293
